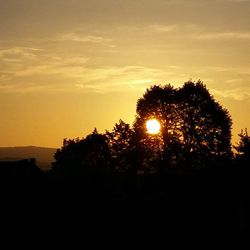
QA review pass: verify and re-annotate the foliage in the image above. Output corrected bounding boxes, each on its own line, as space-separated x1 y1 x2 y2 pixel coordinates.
234 129 250 162
52 129 110 179
105 120 135 173
135 81 232 170
52 80 233 176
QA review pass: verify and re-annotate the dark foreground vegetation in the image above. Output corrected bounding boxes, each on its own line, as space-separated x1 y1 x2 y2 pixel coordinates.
1 81 249 230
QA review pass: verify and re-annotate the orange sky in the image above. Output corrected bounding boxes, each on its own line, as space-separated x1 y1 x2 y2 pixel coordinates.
0 0 250 148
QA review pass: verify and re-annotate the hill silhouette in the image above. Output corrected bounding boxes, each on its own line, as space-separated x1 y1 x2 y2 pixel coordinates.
0 146 56 171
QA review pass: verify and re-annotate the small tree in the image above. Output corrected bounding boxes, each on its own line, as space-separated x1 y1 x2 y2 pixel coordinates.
52 129 110 180
234 129 250 163
105 120 135 173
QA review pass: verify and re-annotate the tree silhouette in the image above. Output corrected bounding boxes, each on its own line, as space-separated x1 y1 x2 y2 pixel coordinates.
134 84 179 173
52 128 110 180
235 129 250 163
135 81 232 170
105 120 135 173
178 81 232 167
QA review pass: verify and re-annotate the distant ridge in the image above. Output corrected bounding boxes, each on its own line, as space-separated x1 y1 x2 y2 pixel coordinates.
0 146 57 171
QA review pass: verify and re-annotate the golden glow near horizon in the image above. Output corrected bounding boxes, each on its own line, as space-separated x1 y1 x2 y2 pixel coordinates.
146 119 161 135
0 0 250 147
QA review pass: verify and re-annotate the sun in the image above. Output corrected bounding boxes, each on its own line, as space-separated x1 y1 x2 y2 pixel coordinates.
146 119 161 135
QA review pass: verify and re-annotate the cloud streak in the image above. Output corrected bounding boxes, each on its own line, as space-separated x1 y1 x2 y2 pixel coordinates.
211 88 250 101
195 32 250 40
0 47 43 58
149 25 178 33
0 49 166 94
57 32 114 46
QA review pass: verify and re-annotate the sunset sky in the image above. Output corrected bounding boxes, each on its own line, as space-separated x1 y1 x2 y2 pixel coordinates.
0 0 250 148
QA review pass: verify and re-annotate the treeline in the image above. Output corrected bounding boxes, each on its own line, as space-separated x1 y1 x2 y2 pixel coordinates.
1 81 249 229
46 81 249 229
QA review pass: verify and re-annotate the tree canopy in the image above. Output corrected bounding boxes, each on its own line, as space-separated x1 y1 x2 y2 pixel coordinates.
135 81 232 169
52 128 110 179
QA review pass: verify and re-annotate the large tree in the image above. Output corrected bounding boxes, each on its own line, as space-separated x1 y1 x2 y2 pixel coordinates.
135 84 180 172
178 81 232 165
135 81 232 170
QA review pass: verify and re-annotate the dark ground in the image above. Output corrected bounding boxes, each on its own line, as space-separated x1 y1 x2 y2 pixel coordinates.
0 160 249 231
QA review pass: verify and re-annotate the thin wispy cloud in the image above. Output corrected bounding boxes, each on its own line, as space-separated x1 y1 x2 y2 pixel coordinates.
207 66 250 75
0 55 166 93
149 25 178 33
195 32 250 40
74 66 165 93
0 47 43 58
211 88 250 101
221 0 249 2
0 49 89 91
57 32 114 45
